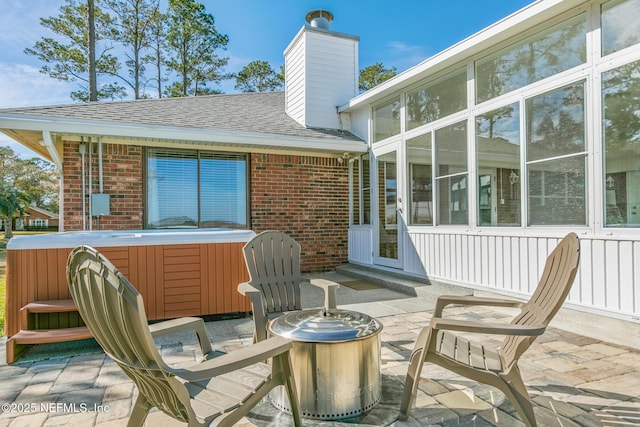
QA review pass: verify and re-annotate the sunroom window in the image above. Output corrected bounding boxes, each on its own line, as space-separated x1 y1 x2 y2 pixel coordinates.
350 154 371 225
526 83 587 225
435 121 468 225
602 60 640 227
406 69 467 131
146 148 248 229
476 13 586 104
407 133 433 225
476 102 521 226
601 0 640 56
373 97 401 142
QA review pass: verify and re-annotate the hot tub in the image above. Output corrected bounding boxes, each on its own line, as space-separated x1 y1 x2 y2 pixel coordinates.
5 228 255 341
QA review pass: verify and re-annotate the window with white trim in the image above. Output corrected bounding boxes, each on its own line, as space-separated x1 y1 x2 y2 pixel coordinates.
146 148 248 229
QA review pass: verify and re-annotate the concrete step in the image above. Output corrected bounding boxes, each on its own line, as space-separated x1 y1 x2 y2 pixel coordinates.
335 264 473 300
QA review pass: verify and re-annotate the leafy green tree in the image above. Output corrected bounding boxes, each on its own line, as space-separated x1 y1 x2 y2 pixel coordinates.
0 146 59 216
164 0 230 97
359 63 397 92
0 183 30 239
145 8 168 98
103 0 161 99
235 60 284 92
25 0 127 102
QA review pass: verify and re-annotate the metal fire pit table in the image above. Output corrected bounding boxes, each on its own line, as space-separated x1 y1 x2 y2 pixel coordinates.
267 308 383 420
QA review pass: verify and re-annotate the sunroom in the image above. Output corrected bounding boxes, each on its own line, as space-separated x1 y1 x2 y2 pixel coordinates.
343 0 640 325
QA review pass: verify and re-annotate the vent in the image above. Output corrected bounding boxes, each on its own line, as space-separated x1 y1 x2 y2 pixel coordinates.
305 9 333 29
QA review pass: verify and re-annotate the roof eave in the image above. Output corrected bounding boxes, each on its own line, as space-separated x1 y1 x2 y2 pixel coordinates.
0 113 367 155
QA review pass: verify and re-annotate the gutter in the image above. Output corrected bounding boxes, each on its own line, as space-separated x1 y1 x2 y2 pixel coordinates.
0 114 367 154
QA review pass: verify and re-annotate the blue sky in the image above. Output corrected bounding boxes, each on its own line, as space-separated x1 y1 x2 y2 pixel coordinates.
0 0 534 158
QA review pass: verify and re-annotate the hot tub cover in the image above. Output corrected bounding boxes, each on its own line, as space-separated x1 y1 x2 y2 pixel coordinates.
7 228 256 249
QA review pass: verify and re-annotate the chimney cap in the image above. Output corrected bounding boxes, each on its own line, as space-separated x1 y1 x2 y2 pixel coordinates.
305 9 334 29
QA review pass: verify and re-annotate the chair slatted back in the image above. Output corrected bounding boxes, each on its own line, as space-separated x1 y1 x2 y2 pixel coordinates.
67 246 191 422
501 233 580 368
243 231 303 314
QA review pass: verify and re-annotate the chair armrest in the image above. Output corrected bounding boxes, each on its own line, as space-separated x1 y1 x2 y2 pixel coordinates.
431 317 546 336
149 317 213 355
434 295 523 317
172 335 293 381
238 282 269 341
238 281 260 299
309 278 340 310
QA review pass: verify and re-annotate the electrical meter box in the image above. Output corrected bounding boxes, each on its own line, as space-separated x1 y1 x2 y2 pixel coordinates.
91 193 110 216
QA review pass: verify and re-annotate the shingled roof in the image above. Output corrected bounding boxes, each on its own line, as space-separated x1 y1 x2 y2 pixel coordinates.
0 91 361 142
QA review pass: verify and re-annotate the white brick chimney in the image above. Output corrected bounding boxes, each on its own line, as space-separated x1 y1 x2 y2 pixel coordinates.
284 10 359 130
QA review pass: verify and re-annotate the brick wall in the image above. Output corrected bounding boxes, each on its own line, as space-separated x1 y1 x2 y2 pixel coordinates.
62 145 350 272
62 140 144 231
250 153 349 272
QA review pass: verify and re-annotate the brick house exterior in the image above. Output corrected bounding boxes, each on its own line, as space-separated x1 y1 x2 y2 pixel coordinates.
250 154 349 271
60 138 351 272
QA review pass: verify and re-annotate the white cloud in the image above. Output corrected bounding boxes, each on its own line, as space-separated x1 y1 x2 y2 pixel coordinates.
383 41 430 73
0 63 74 108
0 62 73 160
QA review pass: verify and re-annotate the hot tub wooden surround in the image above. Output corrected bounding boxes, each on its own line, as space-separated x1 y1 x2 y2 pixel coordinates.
4 230 254 363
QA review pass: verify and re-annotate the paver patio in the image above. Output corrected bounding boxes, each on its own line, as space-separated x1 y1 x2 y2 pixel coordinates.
1 275 639 426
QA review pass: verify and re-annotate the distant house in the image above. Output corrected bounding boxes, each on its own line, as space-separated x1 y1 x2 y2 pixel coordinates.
23 205 59 230
0 205 58 231
1 1 639 326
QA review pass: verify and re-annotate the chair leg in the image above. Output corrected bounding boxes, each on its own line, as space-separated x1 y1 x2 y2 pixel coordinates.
399 327 432 420
127 393 152 427
498 369 537 427
277 353 303 427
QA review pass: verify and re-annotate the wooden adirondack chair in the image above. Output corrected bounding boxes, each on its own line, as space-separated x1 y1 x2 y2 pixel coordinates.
238 231 340 342
399 232 580 427
67 245 302 427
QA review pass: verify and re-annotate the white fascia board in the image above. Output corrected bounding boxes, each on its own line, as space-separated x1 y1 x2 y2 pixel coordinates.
339 0 586 112
0 114 367 154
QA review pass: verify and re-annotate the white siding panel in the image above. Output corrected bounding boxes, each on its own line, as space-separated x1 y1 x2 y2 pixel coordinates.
405 234 426 276
285 37 306 126
619 241 634 313
348 227 372 265
461 233 469 282
474 235 482 284
592 240 607 309
349 108 368 140
304 32 358 129
455 234 463 282
395 231 640 321
635 241 640 318
605 240 620 311
444 234 451 278
578 239 593 305
510 237 520 291
493 238 504 289
530 238 541 295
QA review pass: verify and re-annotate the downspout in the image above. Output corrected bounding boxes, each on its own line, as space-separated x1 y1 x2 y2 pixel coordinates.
98 136 104 193
41 131 64 231
88 136 93 231
41 131 62 169
79 137 86 230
